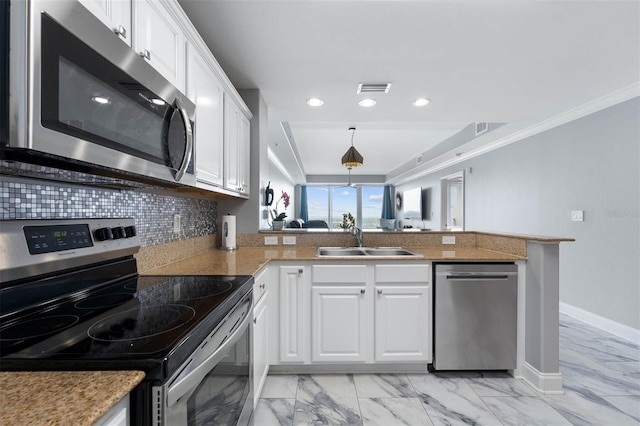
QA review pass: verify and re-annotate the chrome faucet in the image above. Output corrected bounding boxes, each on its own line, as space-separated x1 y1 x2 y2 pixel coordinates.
351 226 363 247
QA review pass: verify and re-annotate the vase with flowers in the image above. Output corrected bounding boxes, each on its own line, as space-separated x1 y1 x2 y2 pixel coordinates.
270 190 290 230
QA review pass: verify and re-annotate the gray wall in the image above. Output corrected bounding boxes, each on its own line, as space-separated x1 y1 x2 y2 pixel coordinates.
266 158 295 228
398 97 639 329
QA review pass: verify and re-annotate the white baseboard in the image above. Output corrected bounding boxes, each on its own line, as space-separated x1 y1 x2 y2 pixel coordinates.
559 302 640 345
520 362 564 395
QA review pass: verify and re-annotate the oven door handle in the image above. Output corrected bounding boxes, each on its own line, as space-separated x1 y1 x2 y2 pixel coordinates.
166 300 252 407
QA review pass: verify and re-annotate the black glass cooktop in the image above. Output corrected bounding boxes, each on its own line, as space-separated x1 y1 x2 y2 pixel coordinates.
0 274 252 360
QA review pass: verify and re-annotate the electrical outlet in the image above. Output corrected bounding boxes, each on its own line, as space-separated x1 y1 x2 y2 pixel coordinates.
173 214 181 234
264 236 278 245
442 235 456 245
571 210 584 222
283 236 297 245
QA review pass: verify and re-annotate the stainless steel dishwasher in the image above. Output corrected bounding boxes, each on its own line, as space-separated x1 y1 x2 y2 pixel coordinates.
433 263 518 370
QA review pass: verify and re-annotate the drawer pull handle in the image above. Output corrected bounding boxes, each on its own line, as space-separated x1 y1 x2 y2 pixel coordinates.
377 289 383 295
140 49 151 60
360 289 365 295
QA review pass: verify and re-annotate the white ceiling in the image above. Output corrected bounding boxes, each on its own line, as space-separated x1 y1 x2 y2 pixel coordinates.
178 0 640 184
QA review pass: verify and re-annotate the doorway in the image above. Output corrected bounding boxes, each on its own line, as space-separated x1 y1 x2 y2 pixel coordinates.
441 171 465 231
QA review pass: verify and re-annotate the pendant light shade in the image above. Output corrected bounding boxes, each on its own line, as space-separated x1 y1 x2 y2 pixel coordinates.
342 127 363 168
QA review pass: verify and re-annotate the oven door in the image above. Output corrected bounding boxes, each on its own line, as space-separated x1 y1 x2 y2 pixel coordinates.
154 292 253 426
10 0 195 186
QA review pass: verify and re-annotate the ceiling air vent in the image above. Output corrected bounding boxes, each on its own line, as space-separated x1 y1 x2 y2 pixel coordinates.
357 83 392 94
475 122 488 136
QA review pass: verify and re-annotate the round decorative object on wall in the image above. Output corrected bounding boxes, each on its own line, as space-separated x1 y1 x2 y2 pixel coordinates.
396 193 402 209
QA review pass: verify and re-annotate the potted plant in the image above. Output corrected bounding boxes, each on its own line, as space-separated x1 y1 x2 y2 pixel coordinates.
270 191 290 230
339 213 355 230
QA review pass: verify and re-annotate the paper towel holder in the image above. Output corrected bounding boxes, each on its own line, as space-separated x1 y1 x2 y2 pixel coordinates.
220 214 238 251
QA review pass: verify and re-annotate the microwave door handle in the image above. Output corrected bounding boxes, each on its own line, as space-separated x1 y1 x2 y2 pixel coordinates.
172 100 193 182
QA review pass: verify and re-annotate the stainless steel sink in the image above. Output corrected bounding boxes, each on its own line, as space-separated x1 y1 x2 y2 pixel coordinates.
316 247 422 257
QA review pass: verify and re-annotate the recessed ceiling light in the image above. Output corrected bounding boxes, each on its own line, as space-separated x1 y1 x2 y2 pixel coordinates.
358 98 376 107
306 98 324 107
151 98 166 106
413 98 431 107
91 96 110 104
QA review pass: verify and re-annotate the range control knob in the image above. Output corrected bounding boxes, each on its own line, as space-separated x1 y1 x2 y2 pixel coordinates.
94 227 114 241
124 225 137 238
111 226 126 239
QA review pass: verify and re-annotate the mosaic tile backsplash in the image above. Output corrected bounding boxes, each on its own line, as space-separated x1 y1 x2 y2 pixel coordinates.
1 175 217 247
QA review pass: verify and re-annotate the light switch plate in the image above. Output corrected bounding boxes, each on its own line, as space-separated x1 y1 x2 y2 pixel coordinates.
283 236 297 245
264 236 278 245
571 210 584 222
442 236 456 245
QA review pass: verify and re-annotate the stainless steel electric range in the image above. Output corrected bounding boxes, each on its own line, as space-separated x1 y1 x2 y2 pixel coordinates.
0 218 254 425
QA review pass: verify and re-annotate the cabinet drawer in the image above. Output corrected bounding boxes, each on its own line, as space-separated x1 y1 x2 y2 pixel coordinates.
375 264 430 283
312 265 367 284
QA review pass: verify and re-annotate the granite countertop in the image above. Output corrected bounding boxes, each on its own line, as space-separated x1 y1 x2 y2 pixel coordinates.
0 370 145 426
142 246 525 276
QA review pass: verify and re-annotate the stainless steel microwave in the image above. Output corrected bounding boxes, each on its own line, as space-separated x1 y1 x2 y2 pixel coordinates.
1 0 196 187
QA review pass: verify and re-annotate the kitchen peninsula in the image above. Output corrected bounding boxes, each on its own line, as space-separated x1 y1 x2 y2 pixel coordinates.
138 230 572 395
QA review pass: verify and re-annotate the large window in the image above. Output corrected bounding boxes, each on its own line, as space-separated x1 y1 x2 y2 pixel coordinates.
306 185 385 230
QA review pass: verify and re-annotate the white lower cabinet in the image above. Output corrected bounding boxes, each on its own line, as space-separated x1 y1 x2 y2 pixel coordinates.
270 262 431 368
375 264 432 362
252 267 271 405
278 265 309 363
375 286 430 362
309 262 430 364
311 286 369 362
252 290 268 406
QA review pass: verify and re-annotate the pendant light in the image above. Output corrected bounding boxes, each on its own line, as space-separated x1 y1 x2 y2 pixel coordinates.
341 127 363 168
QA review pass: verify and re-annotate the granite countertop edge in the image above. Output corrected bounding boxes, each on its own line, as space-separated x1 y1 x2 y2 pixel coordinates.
0 370 145 426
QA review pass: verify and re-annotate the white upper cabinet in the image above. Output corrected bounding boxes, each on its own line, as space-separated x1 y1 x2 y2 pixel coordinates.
224 95 251 195
187 43 224 187
78 0 132 46
81 0 252 197
238 114 251 195
133 0 185 92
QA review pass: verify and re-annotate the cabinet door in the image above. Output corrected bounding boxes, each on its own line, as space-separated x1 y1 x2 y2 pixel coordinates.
311 286 369 363
375 286 431 362
187 45 224 187
279 266 308 363
252 291 269 407
223 96 251 195
133 0 185 92
223 95 241 192
238 114 251 195
78 0 131 46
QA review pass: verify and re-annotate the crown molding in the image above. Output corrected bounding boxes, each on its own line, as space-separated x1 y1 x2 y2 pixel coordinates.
388 84 640 186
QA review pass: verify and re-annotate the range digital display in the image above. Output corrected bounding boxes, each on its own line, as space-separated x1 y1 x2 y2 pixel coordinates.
24 224 93 255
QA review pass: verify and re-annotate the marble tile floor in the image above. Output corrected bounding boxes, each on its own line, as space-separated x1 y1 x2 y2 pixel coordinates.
251 314 640 425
